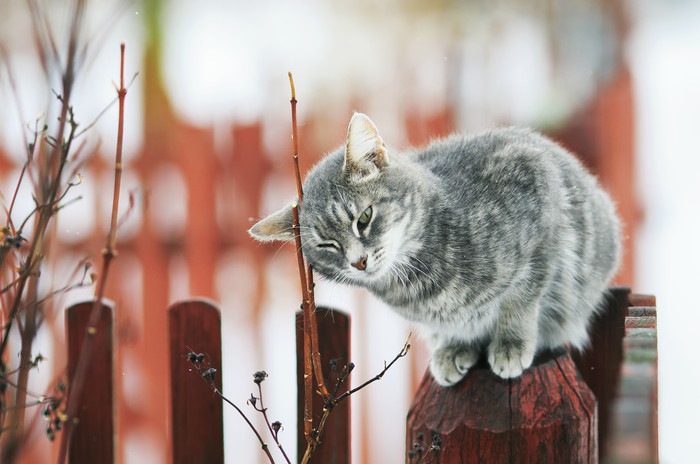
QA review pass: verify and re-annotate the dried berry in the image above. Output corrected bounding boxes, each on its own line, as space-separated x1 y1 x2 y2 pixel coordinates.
253 371 268 384
202 367 217 382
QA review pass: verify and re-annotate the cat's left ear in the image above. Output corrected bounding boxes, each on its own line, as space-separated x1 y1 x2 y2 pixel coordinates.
343 112 389 182
248 203 295 242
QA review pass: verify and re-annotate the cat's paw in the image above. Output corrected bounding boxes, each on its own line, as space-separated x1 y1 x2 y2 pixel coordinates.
488 340 536 379
429 345 480 387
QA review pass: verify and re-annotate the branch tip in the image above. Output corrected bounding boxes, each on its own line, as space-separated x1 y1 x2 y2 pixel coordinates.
288 72 296 101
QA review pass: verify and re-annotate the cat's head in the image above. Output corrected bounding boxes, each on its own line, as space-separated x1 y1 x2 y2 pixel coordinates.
249 113 418 287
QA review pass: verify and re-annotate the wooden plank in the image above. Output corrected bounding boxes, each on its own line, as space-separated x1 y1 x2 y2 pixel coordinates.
168 300 224 464
571 286 630 461
66 301 114 464
629 294 656 307
406 350 597 463
609 295 658 463
296 308 351 463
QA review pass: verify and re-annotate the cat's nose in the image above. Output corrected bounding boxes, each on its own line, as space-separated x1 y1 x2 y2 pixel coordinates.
351 256 368 271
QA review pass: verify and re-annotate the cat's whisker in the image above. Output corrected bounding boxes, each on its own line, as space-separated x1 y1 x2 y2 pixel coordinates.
270 236 298 260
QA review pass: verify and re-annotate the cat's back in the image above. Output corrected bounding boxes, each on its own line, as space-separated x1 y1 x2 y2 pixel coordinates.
413 127 560 177
411 127 601 201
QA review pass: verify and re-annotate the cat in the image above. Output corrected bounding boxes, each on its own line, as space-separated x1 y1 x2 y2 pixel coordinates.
249 112 621 386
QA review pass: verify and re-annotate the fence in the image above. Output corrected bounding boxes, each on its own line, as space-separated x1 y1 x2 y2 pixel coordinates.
65 286 656 463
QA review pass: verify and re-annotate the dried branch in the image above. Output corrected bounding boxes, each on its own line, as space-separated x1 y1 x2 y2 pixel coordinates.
214 388 274 463
288 73 330 414
56 42 128 464
250 372 292 464
335 334 411 403
288 72 303 203
288 74 411 463
291 203 313 443
301 335 412 463
305 266 330 401
187 354 275 463
0 4 86 453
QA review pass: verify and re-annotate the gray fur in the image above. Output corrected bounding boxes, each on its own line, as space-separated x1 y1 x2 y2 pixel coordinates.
249 113 621 385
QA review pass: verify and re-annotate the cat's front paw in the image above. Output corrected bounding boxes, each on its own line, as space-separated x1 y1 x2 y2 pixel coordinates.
488 340 536 379
429 345 480 387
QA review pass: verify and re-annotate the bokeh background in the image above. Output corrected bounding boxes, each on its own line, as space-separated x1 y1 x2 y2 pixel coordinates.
1 0 698 462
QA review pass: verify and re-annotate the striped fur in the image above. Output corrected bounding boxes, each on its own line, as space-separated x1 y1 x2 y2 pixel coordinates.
250 113 621 385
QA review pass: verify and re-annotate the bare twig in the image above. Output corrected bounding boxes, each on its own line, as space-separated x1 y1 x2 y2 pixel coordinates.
250 373 292 464
335 335 411 403
187 355 275 463
56 42 127 464
291 203 313 444
305 266 330 401
214 388 275 463
287 74 331 435
300 335 412 463
0 3 86 452
288 72 303 203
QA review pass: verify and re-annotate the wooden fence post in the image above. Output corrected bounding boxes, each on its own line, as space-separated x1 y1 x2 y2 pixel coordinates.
296 307 351 463
406 350 597 463
168 300 224 464
406 287 659 463
66 301 114 464
571 286 630 460
608 293 658 462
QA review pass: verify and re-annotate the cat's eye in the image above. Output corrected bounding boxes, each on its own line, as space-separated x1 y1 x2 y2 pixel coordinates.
357 206 373 231
317 241 340 252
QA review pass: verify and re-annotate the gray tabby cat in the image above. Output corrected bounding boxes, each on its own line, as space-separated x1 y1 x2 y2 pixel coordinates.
249 113 621 386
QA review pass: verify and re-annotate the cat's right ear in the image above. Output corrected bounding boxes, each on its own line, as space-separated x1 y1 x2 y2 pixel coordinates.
248 204 295 242
343 112 389 182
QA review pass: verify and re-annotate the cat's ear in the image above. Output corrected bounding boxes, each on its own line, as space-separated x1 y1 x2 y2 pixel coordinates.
248 204 295 242
343 112 389 182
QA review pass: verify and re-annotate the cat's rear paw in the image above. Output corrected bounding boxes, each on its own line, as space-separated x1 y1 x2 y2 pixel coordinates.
488 341 535 379
429 345 480 387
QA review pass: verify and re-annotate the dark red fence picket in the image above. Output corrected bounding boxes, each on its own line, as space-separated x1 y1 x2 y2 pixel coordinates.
296 308 351 464
63 288 657 463
168 300 224 464
66 301 115 464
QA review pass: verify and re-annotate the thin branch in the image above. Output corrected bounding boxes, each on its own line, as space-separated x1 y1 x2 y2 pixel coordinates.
187 356 275 463
291 203 313 444
75 71 139 139
306 266 330 401
214 388 275 463
288 72 303 203
335 334 411 404
254 380 292 464
0 49 41 229
56 42 126 464
300 336 411 463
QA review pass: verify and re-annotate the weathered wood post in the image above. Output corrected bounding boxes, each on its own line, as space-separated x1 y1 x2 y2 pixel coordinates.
406 349 598 463
296 307 351 464
66 301 115 464
168 300 224 464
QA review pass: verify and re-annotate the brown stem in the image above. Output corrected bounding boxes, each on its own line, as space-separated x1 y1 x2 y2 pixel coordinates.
7 271 41 448
108 43 126 251
306 266 330 401
288 72 303 203
0 0 83 362
301 336 412 463
291 204 313 443
336 335 411 403
256 383 292 464
214 388 275 464
56 43 126 464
